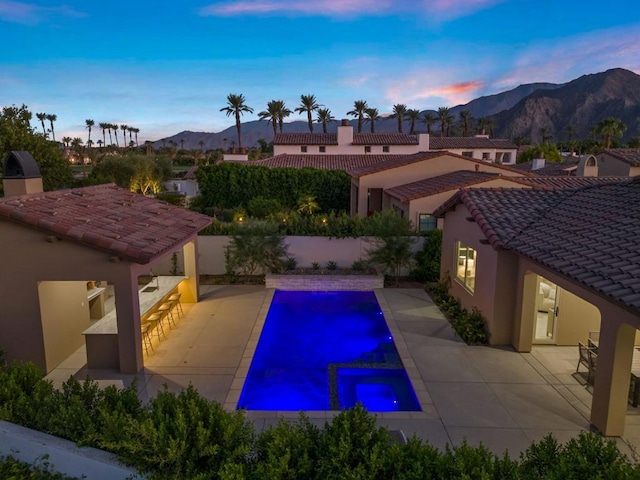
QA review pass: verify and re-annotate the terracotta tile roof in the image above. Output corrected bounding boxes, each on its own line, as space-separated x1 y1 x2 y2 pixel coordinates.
251 154 405 171
438 178 640 312
346 151 531 178
183 165 198 179
598 149 640 167
429 137 517 150
0 184 212 264
273 133 338 145
385 171 502 202
517 177 627 189
352 133 419 145
510 160 578 176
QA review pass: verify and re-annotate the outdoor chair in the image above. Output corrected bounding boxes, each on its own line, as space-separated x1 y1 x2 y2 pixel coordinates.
167 292 184 317
157 302 176 329
144 312 166 340
587 348 598 386
577 342 591 373
141 322 154 354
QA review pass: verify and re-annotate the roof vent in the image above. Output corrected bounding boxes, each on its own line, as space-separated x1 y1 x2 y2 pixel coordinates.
2 151 44 196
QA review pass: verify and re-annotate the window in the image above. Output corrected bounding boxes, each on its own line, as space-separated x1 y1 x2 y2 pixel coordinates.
455 241 476 292
383 146 390 153
462 151 473 158
319 146 326 153
482 152 491 161
301 146 308 153
364 146 372 153
418 214 437 232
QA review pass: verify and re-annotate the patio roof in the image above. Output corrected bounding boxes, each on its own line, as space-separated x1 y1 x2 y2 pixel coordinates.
0 184 212 264
435 177 640 312
385 171 502 202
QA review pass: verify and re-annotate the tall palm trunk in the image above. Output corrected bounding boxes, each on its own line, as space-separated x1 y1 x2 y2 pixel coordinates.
235 112 242 149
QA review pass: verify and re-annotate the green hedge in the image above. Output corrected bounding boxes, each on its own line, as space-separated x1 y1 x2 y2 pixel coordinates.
0 455 75 479
195 162 350 213
0 360 637 479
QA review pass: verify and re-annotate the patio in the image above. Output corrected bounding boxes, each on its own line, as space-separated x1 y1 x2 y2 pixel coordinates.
46 286 640 459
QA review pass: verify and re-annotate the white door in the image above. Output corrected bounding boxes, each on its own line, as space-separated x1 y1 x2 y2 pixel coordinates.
534 277 559 344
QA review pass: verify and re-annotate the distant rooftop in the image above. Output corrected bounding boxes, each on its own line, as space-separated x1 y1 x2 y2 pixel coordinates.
598 149 640 167
429 137 517 150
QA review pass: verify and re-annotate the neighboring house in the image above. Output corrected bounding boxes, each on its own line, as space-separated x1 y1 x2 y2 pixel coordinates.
434 179 640 436
273 120 429 156
512 155 599 177
428 136 517 165
0 152 211 374
595 149 640 176
163 165 200 198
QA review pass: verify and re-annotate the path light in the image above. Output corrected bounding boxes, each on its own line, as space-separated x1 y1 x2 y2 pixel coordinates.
322 217 327 225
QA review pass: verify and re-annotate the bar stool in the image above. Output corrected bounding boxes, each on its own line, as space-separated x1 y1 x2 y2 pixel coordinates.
157 302 176 329
141 322 154 354
145 312 166 340
167 293 184 317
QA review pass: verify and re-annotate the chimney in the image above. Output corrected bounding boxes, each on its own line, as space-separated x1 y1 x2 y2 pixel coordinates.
337 119 353 145
2 151 43 196
531 156 546 171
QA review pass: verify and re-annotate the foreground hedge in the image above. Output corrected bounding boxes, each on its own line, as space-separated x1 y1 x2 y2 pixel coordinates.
0 361 637 479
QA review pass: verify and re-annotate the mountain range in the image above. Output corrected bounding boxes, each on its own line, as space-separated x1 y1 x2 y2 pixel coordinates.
153 68 640 150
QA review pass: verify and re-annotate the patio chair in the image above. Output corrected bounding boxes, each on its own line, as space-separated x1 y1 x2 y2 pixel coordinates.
167 292 184 318
577 342 591 374
144 312 166 340
587 348 598 386
588 338 598 353
157 302 176 329
141 322 154 354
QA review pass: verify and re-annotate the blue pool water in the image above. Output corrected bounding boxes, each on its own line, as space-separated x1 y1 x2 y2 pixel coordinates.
237 290 421 411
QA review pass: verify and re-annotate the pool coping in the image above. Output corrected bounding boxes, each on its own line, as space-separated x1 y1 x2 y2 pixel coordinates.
223 288 435 419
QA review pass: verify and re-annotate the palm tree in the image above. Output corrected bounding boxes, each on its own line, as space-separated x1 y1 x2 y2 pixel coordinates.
180 139 185 151
459 110 471 137
97 139 103 149
295 94 321 133
364 108 381 133
62 136 72 149
316 108 334 134
85 119 95 149
46 114 57 141
259 100 288 137
406 109 421 135
199 140 205 152
98 122 108 147
595 117 626 149
390 104 408 133
347 100 368 133
133 127 140 146
220 93 253 150
36 113 47 136
422 112 436 134
111 124 118 147
120 124 128 148
106 124 114 146
145 141 154 156
437 107 450 137
539 127 553 144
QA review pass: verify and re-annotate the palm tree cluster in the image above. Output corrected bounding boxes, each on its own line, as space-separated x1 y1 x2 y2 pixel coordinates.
95 122 141 149
36 112 58 141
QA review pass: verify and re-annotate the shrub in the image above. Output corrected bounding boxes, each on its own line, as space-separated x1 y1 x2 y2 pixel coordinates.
247 196 282 219
0 455 74 479
311 262 320 270
326 260 337 270
351 259 367 271
409 229 442 282
451 307 488 345
285 256 298 271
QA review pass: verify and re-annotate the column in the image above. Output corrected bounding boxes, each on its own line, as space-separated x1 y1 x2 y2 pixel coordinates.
181 240 199 303
113 274 144 373
590 319 635 436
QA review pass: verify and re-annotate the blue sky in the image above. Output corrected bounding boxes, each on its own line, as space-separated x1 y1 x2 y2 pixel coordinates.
1 0 639 142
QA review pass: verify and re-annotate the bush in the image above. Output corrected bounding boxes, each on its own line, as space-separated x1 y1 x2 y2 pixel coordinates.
247 196 282 219
0 455 74 479
409 229 442 282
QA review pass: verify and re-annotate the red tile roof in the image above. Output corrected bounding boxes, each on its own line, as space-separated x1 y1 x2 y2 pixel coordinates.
517 177 626 189
0 184 212 264
429 137 517 150
273 133 338 145
352 133 419 145
511 160 578 176
385 171 502 202
597 149 640 167
437 178 640 312
251 154 406 171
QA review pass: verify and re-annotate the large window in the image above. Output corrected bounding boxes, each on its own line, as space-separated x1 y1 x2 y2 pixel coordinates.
456 241 476 292
418 214 437 232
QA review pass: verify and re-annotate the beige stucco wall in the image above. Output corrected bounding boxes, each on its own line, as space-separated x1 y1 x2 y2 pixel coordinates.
596 153 634 176
555 287 602 345
436 148 517 165
355 154 526 217
38 281 92 371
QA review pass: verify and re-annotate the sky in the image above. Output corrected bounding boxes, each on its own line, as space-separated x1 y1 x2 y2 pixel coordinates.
1 0 639 143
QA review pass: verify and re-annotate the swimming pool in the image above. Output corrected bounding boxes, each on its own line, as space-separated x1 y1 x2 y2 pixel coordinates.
237 290 421 411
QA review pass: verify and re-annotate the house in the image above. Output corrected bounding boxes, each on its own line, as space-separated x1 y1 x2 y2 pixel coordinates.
512 155 599 177
0 152 211 374
434 178 640 436
428 136 517 164
163 165 200 198
595 149 640 176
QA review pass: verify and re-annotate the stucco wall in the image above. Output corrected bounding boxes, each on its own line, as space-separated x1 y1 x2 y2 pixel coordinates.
555 287 602 345
153 235 424 276
596 153 633 176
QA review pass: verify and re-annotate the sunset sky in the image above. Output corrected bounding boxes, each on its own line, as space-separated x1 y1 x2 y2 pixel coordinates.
1 0 639 142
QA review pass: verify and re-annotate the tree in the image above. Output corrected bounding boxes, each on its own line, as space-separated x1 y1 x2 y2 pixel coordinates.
459 110 471 137
99 122 109 148
365 210 416 287
364 108 380 133
437 107 450 137
297 195 320 215
113 124 119 147
46 114 57 141
85 119 94 149
422 112 436 134
259 100 290 136
390 104 408 133
120 124 128 148
220 93 253 150
295 94 320 133
0 105 73 194
595 117 626 149
406 109 421 135
226 222 289 280
518 143 563 163
62 136 72 149
539 127 553 144
36 112 47 136
347 100 368 133
131 127 140 147
316 108 334 134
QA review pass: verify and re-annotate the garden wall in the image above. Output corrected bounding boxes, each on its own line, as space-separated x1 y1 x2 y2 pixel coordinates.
154 236 424 276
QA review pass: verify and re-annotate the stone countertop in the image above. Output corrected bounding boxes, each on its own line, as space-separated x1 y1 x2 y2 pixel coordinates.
87 287 106 301
83 276 186 335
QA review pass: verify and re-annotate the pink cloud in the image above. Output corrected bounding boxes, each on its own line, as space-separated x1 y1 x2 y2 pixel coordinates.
200 0 392 17
0 1 84 24
386 75 484 108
